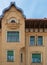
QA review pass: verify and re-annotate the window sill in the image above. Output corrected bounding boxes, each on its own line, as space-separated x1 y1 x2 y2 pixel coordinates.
29 45 44 47
7 40 20 43
31 62 42 64
7 41 20 42
7 61 14 62
31 62 42 65
32 62 42 63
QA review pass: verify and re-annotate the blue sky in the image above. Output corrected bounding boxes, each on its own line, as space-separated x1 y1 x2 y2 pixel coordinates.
0 0 47 18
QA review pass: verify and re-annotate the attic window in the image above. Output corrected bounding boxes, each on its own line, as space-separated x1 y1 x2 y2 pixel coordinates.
8 18 19 24
11 20 16 23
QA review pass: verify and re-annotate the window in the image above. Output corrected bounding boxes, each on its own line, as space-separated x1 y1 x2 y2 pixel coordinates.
21 53 23 62
9 18 16 23
32 53 41 63
7 51 14 62
37 36 43 45
30 36 43 46
11 20 16 23
8 18 19 23
7 31 19 42
30 36 35 46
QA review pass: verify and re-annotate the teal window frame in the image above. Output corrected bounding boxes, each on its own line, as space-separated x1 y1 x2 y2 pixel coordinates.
32 53 41 63
7 50 14 62
7 31 19 42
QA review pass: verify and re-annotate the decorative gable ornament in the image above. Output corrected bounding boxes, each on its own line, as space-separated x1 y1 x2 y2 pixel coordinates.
6 18 21 29
8 18 19 23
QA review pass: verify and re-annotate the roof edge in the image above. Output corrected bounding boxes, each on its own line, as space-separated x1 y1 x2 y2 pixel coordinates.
0 2 26 19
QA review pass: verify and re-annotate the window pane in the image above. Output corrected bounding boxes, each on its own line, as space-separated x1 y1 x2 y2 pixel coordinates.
7 31 19 42
7 51 14 62
32 53 41 63
7 51 13 56
38 36 43 45
11 20 15 23
30 36 35 45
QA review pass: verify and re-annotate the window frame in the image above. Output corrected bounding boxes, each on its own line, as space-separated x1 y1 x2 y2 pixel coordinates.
8 18 19 23
7 50 14 62
31 53 42 63
11 20 16 23
29 35 43 46
37 36 43 46
7 31 20 42
30 36 35 46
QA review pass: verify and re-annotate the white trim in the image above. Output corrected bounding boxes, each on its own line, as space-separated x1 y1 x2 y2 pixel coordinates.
8 18 19 23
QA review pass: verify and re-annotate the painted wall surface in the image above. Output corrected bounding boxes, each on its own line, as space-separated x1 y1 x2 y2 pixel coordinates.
0 5 47 65
26 32 47 65
1 6 25 65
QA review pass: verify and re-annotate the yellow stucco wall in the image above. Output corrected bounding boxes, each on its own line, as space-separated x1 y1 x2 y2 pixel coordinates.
26 32 47 65
1 6 25 65
0 5 47 65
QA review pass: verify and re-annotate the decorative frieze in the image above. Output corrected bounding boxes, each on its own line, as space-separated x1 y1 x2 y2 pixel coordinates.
6 22 21 29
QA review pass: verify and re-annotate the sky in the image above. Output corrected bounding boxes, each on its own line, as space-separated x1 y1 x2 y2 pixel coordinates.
0 0 47 18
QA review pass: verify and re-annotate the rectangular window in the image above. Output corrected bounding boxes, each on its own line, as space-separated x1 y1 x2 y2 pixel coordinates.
38 36 43 45
7 31 19 42
32 53 41 63
30 36 35 46
21 53 23 62
7 51 14 62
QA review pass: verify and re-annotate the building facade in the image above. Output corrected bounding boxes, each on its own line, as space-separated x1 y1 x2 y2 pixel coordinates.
0 2 47 65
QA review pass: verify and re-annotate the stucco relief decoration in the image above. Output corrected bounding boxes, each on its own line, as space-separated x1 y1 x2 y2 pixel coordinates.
6 18 21 29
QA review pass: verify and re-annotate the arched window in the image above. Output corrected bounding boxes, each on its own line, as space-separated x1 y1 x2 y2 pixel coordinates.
8 18 17 23
8 18 19 24
11 20 16 23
